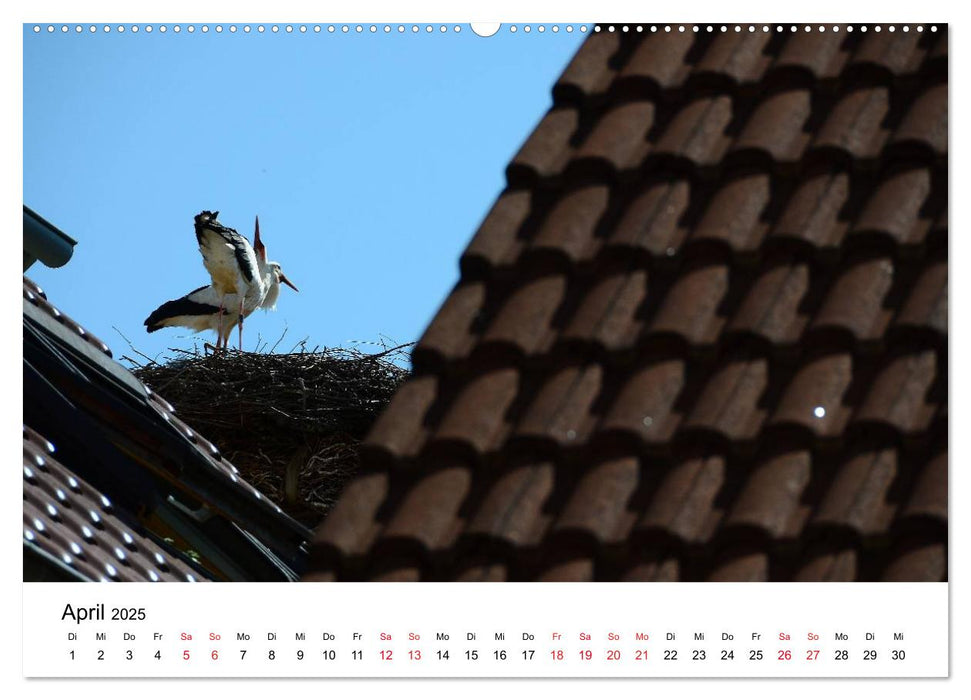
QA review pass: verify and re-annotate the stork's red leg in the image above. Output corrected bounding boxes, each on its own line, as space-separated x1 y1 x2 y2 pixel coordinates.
238 298 245 351
216 296 227 352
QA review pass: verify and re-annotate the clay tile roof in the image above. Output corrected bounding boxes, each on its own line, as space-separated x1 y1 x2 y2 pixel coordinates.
848 31 926 77
24 275 310 581
467 461 555 546
24 426 211 582
608 178 690 257
893 255 947 341
554 32 621 104
552 456 640 545
461 191 533 276
507 107 578 186
562 266 648 351
770 167 851 251
771 30 851 82
851 166 936 247
890 83 948 158
813 84 892 161
308 24 947 582
694 31 773 86
572 101 655 176
728 257 812 346
618 32 695 92
529 184 611 263
732 88 813 164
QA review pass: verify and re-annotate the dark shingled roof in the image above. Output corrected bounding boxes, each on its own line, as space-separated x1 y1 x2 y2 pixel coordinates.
307 24 947 582
24 425 210 582
24 276 311 582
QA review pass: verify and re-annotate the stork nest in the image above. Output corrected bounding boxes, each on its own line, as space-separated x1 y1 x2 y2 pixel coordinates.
131 343 410 527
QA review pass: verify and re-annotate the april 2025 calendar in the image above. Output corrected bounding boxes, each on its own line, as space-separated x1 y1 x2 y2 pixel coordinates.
23 15 949 684
23 584 948 677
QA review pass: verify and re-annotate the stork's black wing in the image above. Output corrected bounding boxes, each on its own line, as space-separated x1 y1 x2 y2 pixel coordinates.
193 210 258 286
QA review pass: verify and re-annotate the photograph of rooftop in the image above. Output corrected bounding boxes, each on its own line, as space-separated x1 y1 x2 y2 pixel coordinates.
24 23 947 583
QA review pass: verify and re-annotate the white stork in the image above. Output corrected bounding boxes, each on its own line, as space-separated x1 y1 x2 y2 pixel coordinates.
194 210 265 349
144 213 298 350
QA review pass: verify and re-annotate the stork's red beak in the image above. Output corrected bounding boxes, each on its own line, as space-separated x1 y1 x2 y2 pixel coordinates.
254 215 266 261
280 274 299 292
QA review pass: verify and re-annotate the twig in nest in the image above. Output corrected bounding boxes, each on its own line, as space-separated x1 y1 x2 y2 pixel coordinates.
113 326 162 369
270 326 288 354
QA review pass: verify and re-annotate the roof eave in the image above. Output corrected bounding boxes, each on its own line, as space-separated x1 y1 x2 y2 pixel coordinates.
23 205 77 271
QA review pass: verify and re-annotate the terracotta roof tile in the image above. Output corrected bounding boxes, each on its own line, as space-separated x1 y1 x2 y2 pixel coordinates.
313 471 388 558
690 171 772 253
812 447 899 535
481 274 566 356
539 558 595 581
707 549 770 581
850 166 934 246
607 178 690 258
552 456 639 544
881 539 946 581
813 85 891 161
553 31 621 104
380 465 471 552
770 29 851 82
467 461 554 546
372 565 422 582
725 450 812 538
854 349 940 434
654 95 734 168
695 31 773 85
456 560 508 581
623 554 681 582
769 352 854 436
728 258 811 346
361 375 438 464
598 359 686 447
900 449 947 523
529 184 610 264
795 546 858 582
461 190 533 275
572 101 655 175
810 255 895 343
648 261 730 346
617 32 695 92
513 364 602 447
732 88 813 163
310 28 947 582
770 167 851 250
507 107 578 185
412 282 485 370
889 82 947 158
848 30 926 77
683 356 769 443
432 368 519 457
893 256 947 340
638 455 726 543
562 267 648 351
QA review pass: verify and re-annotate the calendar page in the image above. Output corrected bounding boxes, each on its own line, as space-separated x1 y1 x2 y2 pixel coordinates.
19 0 953 691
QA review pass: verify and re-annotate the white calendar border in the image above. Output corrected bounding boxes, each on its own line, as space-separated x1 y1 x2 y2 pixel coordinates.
7 0 961 696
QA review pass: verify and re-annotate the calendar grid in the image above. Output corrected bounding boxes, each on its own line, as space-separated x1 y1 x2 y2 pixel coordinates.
23 582 948 678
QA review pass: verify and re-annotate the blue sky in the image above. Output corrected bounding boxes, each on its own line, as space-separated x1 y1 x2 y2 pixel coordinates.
24 24 584 364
